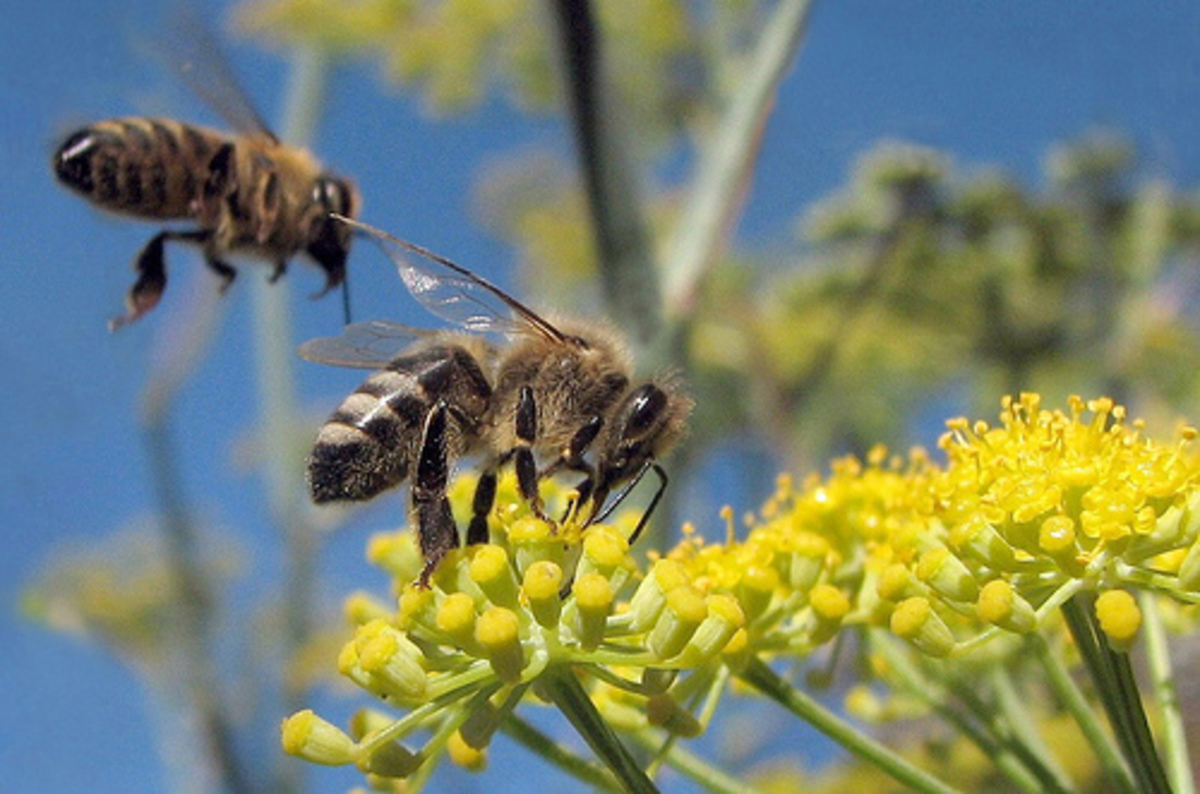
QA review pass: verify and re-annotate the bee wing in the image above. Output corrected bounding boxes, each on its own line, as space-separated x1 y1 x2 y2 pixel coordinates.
298 320 431 369
163 6 279 143
337 216 568 343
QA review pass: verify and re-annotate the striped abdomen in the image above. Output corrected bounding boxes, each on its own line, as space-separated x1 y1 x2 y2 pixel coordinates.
308 345 494 503
53 117 225 219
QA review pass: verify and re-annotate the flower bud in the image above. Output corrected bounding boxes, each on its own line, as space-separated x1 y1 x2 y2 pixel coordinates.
476 607 525 683
628 559 688 632
976 579 1036 634
574 572 615 651
676 594 745 665
916 548 979 603
737 565 779 623
1095 589 1141 652
890 597 955 657
649 585 707 660
469 545 519 608
646 694 702 737
436 592 481 651
357 621 428 702
281 710 357 766
358 741 423 779
447 730 488 772
522 560 565 628
809 584 851 645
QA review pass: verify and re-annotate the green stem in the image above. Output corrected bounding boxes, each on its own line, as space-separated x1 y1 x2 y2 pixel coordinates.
1140 593 1193 794
627 729 760 794
539 667 659 793
1031 634 1136 794
989 668 1074 792
254 44 329 793
500 714 622 791
1061 594 1170 794
738 656 961 794
550 0 661 344
874 634 1045 793
141 420 251 794
663 0 816 321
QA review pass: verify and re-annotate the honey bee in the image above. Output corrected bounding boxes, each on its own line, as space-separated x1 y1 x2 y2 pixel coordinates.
301 217 692 585
52 19 359 329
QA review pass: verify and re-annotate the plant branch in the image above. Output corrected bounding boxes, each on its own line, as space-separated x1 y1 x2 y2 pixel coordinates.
663 0 816 322
550 0 661 344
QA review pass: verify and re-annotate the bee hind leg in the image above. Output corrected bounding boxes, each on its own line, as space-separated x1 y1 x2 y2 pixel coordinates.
466 468 497 545
110 229 209 331
412 402 460 587
206 256 237 294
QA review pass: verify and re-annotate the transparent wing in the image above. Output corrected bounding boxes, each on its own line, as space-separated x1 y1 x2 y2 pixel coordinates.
336 216 567 342
162 5 279 143
298 320 431 369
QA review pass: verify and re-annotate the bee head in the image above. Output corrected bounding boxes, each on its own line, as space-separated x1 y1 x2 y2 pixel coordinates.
306 174 361 287
594 382 692 495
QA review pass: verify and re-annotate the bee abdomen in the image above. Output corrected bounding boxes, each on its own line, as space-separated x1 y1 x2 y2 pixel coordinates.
308 377 427 503
53 118 220 219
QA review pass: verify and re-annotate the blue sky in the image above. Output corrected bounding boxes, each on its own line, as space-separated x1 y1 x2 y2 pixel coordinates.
4 1 1200 791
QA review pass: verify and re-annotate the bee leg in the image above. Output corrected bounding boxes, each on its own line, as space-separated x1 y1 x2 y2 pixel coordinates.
513 385 547 521
205 256 237 294
466 468 497 545
593 462 667 546
539 416 603 522
412 401 460 587
267 260 288 284
111 229 209 330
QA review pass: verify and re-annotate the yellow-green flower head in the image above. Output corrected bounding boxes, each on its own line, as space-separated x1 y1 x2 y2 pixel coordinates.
284 473 743 779
876 394 1200 655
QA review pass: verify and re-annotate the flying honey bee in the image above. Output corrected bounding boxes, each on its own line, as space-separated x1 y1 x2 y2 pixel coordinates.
52 17 359 329
301 217 692 585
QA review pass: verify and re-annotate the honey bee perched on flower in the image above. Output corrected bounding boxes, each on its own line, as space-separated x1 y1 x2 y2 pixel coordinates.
52 15 358 329
301 217 692 585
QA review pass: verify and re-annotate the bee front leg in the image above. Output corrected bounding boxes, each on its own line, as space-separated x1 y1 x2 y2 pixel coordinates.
412 401 460 587
539 416 602 522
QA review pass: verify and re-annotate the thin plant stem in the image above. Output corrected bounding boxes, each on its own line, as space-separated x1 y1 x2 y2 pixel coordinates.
1061 594 1171 794
500 713 622 791
873 636 1045 794
738 656 962 794
550 0 661 344
538 667 660 793
627 729 762 794
663 0 816 322
141 420 251 794
252 44 329 792
989 667 1074 792
943 672 1069 793
1030 634 1137 794
1140 593 1194 794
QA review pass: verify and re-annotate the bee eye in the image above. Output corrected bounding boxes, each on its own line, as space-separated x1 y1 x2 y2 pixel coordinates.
623 385 667 439
314 176 353 215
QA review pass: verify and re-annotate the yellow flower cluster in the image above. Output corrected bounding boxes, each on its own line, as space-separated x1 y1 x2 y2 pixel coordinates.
659 394 1200 662
282 476 746 778
284 394 1200 778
